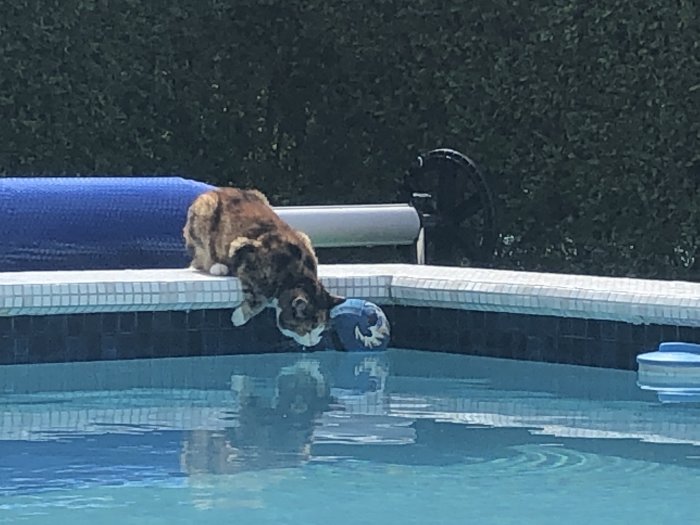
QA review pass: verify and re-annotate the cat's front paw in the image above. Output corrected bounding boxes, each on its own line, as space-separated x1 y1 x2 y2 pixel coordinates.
231 305 251 326
209 263 229 276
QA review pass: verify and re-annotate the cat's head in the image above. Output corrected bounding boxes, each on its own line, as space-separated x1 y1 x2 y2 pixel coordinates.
275 278 344 347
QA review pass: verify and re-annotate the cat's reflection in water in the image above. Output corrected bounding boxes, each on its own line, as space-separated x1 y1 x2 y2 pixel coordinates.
180 359 334 476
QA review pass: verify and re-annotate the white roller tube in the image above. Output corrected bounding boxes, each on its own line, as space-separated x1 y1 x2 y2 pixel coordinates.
274 204 422 248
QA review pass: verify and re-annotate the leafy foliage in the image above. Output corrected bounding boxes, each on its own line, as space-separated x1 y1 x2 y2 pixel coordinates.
1 0 698 278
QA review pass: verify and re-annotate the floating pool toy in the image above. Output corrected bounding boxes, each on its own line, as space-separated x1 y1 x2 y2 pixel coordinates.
637 342 700 403
328 298 391 352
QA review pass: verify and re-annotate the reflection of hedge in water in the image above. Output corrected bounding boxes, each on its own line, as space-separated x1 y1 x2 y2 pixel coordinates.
0 1 697 279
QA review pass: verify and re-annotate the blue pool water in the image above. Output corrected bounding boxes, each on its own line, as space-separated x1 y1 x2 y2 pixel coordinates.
1 349 700 524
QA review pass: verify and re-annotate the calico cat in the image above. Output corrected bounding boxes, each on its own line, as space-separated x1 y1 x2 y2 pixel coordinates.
183 187 343 347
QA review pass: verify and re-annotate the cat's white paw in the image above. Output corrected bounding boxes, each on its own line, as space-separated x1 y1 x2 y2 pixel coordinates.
209 263 229 276
231 306 250 326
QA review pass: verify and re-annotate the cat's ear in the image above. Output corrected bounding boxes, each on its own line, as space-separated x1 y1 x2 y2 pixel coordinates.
292 296 309 318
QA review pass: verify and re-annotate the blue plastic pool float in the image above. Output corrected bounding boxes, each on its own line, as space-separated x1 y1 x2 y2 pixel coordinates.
637 342 700 403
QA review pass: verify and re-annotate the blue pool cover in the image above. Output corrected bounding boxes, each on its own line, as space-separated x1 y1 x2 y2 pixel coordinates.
0 177 212 271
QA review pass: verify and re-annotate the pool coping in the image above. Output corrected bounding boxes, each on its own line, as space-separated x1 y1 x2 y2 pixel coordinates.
1 264 699 328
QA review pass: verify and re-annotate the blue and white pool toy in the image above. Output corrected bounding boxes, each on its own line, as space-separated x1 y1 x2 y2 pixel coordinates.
637 342 700 403
328 298 391 352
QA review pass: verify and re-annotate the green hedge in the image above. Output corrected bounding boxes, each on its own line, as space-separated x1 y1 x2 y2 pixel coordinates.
1 0 698 279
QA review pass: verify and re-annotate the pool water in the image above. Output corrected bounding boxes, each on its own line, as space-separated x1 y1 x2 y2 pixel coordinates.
2 349 700 524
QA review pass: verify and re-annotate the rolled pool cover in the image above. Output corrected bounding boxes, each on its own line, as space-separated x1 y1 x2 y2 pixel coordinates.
0 177 420 272
0 177 213 271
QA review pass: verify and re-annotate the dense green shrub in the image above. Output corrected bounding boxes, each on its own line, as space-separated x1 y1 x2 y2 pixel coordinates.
1 0 698 279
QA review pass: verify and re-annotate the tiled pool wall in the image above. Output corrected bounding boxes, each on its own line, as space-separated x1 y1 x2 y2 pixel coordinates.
388 307 699 370
1 264 700 369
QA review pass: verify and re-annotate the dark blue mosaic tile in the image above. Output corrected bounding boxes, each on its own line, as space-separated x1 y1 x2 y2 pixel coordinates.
557 337 574 362
186 331 204 356
100 335 118 360
629 324 646 344
31 334 67 363
45 315 67 334
101 313 118 334
597 341 620 369
586 319 602 341
186 310 205 330
457 329 470 348
616 322 634 344
509 332 527 357
136 312 153 333
530 315 557 337
470 330 488 355
0 336 14 365
135 332 154 357
203 309 221 329
3 304 700 370
170 310 187 329
29 335 47 359
389 306 700 370
102 347 118 360
662 324 679 340
644 324 664 345
524 335 546 361
152 332 175 357
67 315 84 336
561 317 586 338
202 331 221 354
486 330 511 354
66 335 90 362
119 312 137 333
600 320 618 341
12 316 31 335
619 343 642 369
83 313 102 334
439 308 466 331
468 311 486 330
152 311 173 331
497 313 528 333
679 325 700 343
14 337 29 363
220 330 250 354
115 334 141 360
31 316 47 333
169 332 190 357
79 333 101 362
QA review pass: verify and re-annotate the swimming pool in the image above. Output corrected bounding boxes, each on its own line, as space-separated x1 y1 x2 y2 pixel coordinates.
2 349 699 524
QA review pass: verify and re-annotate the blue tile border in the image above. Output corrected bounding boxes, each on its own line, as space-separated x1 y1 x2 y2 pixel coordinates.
385 306 700 370
1 305 698 369
0 309 300 365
